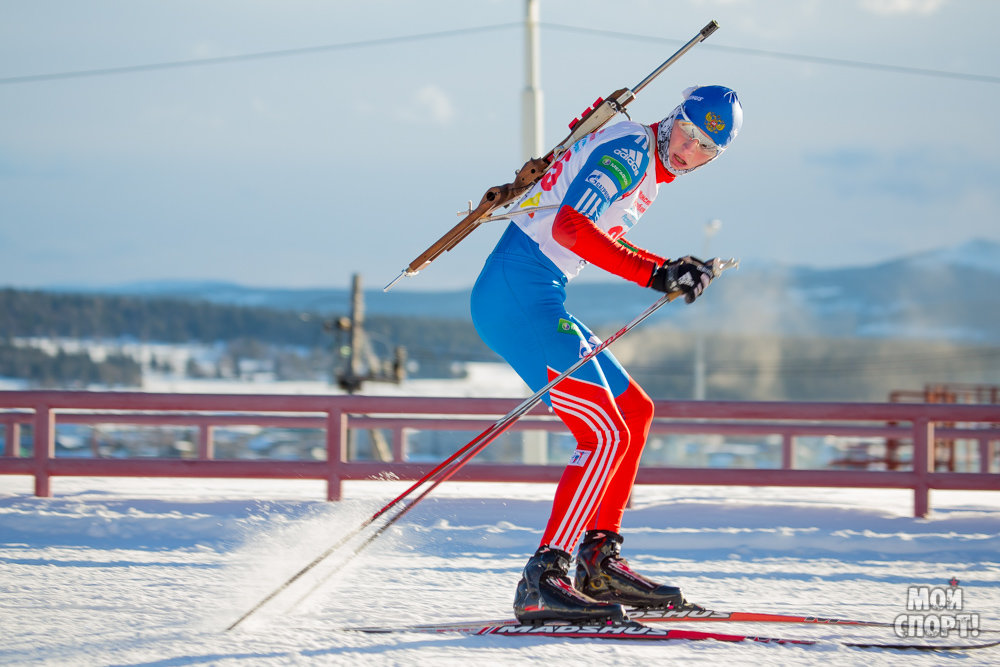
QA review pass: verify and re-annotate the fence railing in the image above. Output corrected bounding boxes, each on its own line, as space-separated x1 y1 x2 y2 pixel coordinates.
1 390 997 517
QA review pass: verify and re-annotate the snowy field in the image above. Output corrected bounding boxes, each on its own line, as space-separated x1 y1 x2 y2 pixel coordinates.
1 475 999 666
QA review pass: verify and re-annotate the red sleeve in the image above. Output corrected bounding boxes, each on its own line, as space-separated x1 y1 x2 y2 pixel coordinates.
551 206 665 286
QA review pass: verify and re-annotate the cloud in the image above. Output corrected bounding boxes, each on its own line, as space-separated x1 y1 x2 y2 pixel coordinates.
858 0 946 15
394 85 455 126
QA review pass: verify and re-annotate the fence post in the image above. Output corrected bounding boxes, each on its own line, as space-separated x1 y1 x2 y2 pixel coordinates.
782 433 795 469
197 424 214 460
391 425 406 462
326 406 346 502
2 417 20 457
912 417 934 518
33 403 54 497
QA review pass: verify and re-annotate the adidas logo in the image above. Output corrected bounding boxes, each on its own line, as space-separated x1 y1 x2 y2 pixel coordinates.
613 148 642 174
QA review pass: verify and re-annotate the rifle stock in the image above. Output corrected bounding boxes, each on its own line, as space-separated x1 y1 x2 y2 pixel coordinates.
402 156 550 276
384 21 720 292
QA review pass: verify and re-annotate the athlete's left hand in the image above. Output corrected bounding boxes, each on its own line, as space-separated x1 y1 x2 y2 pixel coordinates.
647 256 715 303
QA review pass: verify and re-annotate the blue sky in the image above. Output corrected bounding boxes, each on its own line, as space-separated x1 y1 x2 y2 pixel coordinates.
1 0 998 291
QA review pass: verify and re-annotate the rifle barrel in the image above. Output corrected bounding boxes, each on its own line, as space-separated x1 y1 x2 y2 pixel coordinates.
632 20 719 96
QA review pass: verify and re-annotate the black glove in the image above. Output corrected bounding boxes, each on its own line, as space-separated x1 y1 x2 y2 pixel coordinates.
648 256 715 303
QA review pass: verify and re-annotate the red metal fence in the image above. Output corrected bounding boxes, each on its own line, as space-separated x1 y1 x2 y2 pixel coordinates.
1 390 998 517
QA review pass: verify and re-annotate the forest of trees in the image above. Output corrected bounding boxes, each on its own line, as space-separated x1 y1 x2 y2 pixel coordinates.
0 340 141 387
3 288 997 400
0 288 495 387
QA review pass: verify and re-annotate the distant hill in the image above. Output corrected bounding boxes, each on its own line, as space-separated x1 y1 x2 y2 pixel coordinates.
47 238 1000 343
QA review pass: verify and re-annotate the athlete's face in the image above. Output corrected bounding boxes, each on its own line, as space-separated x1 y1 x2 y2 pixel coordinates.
666 119 717 171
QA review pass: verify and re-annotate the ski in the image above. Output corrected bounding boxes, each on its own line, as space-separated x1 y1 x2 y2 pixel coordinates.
351 621 1000 651
348 603 1000 633
627 606 895 626
351 605 896 633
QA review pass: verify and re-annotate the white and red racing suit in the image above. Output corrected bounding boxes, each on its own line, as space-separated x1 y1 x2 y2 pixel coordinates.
471 120 675 554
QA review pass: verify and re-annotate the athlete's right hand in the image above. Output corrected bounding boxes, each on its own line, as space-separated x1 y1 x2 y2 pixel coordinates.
647 256 715 303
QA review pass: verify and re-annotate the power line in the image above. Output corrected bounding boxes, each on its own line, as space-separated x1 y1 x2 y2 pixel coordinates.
542 23 1000 85
1 21 996 87
0 23 520 85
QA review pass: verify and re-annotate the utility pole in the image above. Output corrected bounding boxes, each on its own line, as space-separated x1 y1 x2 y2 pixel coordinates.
520 2 548 468
519 1 548 466
333 273 406 394
329 273 406 462
522 0 544 161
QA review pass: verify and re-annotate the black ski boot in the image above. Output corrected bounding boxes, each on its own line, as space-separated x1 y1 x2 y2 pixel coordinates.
514 546 628 624
575 530 687 609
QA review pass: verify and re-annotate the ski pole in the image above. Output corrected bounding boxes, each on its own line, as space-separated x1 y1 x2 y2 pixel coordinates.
225 259 737 630
265 287 686 621
280 259 741 610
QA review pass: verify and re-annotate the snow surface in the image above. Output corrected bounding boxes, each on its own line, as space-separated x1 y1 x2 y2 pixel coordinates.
1 476 998 666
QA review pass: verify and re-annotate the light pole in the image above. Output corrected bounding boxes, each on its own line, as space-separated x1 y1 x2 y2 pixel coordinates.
522 0 544 161
694 219 721 400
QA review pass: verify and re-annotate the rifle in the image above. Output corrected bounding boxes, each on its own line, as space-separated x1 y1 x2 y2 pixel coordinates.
384 20 720 292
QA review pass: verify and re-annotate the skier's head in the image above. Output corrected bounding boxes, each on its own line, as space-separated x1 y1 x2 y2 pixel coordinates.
657 85 742 176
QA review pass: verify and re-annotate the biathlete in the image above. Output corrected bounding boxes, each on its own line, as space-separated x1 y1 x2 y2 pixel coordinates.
470 85 743 623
